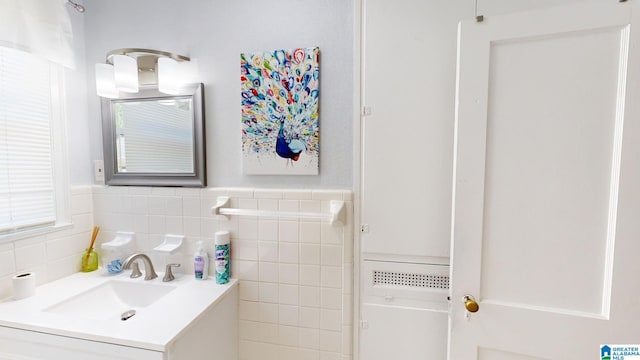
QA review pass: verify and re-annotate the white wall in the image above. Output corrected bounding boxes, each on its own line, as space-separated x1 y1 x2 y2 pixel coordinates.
83 0 354 189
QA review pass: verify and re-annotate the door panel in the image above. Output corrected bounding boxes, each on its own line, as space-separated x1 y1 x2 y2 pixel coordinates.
449 1 640 358
360 0 472 261
361 304 448 360
481 25 624 316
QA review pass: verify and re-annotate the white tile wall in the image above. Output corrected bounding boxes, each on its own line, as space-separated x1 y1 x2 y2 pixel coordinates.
0 185 354 359
0 186 94 300
91 186 354 360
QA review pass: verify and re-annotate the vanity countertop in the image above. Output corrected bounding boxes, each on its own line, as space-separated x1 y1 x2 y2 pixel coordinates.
0 271 237 352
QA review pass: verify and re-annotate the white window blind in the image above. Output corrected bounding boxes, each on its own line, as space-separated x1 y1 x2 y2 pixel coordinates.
0 47 56 233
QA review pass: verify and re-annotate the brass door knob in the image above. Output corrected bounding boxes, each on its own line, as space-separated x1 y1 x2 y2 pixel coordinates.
463 294 479 313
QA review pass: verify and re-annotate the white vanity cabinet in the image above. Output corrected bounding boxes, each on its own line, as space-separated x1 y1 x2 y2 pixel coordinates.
0 273 238 360
0 327 163 360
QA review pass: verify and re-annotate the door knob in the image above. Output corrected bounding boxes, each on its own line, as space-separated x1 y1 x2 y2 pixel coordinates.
463 294 479 313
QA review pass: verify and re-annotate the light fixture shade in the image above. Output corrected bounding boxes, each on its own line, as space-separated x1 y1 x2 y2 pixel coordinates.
158 58 198 95
157 57 181 95
113 54 138 93
95 63 118 98
181 58 199 84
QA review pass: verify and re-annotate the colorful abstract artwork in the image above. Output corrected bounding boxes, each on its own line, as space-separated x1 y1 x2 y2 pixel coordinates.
241 47 319 175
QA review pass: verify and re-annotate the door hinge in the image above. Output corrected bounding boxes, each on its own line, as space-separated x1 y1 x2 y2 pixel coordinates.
362 106 372 116
360 224 370 234
360 319 369 329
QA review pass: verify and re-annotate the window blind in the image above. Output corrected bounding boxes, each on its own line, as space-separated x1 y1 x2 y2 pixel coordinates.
0 47 56 233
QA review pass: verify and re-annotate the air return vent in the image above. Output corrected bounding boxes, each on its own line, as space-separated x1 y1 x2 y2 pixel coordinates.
364 261 449 309
373 270 450 290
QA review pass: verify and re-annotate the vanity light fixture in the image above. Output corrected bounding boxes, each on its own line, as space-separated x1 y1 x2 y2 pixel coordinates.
95 48 196 98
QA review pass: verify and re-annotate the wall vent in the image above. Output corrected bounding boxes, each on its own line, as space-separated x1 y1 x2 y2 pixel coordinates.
373 270 450 290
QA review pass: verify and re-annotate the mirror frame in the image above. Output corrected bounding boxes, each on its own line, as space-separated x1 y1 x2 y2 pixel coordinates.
101 83 206 187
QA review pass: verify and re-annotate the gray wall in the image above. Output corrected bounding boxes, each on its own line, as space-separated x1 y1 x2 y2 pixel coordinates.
83 0 354 189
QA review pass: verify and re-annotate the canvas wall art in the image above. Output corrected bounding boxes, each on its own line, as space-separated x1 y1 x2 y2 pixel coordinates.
241 47 319 175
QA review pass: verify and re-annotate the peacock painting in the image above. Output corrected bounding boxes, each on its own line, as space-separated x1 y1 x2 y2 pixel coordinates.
241 47 319 175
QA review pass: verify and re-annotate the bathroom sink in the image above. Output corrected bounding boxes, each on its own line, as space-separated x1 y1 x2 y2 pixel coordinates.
44 280 176 321
0 271 238 354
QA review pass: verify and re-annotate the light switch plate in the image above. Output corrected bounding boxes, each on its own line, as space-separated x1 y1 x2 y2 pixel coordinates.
94 160 105 182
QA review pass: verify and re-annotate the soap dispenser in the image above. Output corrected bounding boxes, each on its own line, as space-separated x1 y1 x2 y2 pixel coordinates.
193 241 209 280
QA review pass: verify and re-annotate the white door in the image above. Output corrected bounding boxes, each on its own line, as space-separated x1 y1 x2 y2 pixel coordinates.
449 1 640 359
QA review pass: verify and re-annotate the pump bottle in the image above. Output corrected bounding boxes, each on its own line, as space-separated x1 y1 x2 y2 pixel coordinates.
193 241 209 280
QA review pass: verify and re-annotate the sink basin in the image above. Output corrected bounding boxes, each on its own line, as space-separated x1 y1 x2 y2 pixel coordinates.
0 271 238 354
44 280 176 321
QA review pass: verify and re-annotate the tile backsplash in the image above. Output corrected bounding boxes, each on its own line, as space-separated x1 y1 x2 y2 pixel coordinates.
0 186 353 360
91 186 354 360
0 186 94 299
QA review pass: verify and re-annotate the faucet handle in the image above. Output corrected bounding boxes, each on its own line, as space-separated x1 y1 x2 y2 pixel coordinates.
163 263 181 282
130 261 142 278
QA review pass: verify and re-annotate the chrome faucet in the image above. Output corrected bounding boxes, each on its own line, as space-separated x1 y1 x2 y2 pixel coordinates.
123 253 158 280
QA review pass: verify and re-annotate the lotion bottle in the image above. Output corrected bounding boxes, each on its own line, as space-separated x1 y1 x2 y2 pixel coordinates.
193 241 209 280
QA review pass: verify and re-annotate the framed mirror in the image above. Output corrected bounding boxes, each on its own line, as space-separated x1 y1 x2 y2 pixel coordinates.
101 83 206 186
